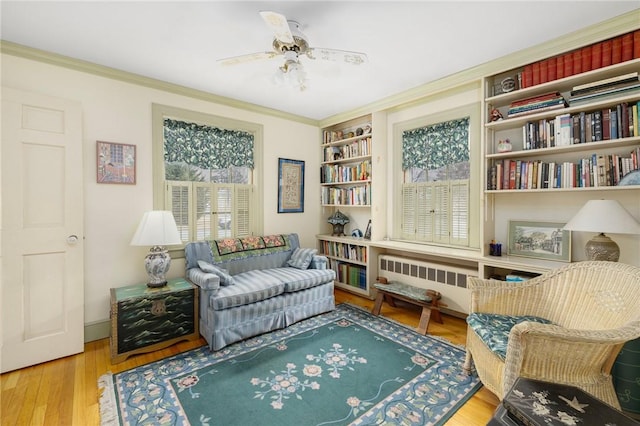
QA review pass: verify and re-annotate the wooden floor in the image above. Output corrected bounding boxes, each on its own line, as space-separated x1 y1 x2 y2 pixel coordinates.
0 288 499 425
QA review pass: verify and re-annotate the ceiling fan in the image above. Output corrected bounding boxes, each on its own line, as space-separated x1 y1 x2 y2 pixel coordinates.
218 11 368 91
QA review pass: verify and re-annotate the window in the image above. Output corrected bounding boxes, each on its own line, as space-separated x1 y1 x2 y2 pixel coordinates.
394 102 481 249
152 104 263 246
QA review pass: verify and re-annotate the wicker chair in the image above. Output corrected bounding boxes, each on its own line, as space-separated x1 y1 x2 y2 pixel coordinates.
463 261 640 408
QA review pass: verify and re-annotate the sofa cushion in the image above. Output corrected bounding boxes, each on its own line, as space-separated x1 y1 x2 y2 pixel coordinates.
198 260 235 286
287 248 317 269
466 313 553 360
209 270 285 310
263 267 335 292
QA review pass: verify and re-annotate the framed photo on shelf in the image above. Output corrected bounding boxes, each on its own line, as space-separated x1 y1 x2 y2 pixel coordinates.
277 158 305 213
364 220 372 240
96 141 136 184
507 220 571 262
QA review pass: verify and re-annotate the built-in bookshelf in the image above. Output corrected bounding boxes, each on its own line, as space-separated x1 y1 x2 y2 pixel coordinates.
319 114 380 298
485 59 640 193
317 235 372 297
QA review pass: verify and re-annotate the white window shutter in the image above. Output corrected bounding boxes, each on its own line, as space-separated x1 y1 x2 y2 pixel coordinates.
433 183 450 244
166 182 192 243
415 183 434 242
401 184 416 240
450 180 469 245
234 185 252 237
194 183 213 241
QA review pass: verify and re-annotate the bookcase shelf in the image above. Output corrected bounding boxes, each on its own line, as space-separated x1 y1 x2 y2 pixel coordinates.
483 43 640 261
317 234 373 298
319 113 381 298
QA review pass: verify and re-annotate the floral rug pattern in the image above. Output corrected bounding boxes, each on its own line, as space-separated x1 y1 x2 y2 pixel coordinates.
99 304 480 426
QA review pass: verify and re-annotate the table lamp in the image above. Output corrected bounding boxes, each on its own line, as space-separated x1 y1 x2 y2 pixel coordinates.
130 211 182 287
563 200 640 262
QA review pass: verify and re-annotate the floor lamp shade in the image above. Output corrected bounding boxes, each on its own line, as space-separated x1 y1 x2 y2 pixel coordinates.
564 200 640 261
131 211 182 287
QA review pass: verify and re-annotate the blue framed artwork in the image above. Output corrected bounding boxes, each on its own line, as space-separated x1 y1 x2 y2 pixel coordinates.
277 158 305 213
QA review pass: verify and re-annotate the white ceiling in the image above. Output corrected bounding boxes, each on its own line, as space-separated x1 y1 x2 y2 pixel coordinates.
2 1 638 121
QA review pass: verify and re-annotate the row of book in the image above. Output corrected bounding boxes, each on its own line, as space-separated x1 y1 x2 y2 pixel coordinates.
488 149 640 191
517 29 640 89
507 92 567 118
329 260 367 289
569 72 640 104
321 160 371 184
320 240 367 263
321 185 370 206
518 101 639 150
323 137 371 162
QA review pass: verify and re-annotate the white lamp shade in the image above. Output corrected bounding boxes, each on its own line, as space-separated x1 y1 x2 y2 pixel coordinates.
130 211 182 246
563 200 640 234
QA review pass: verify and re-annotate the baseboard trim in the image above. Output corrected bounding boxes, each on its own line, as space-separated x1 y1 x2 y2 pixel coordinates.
85 320 110 343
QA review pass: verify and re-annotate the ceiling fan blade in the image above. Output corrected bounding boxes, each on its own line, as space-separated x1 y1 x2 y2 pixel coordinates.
218 51 279 66
259 10 294 44
306 48 368 65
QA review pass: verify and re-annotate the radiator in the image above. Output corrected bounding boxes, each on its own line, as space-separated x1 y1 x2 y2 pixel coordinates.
377 254 477 315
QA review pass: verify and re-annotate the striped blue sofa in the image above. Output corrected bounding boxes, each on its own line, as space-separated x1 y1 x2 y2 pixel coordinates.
185 233 335 351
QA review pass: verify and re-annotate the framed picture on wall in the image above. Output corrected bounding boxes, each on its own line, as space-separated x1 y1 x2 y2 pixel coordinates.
277 158 305 213
96 141 136 184
507 220 571 262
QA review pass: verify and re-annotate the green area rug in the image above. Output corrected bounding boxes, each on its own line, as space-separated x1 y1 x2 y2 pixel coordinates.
99 303 480 425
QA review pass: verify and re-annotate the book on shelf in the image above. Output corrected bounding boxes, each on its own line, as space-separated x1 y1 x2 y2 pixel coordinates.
569 85 640 105
508 99 567 118
571 71 638 93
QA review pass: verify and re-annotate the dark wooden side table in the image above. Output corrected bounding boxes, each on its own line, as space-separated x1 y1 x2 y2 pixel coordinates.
110 278 199 363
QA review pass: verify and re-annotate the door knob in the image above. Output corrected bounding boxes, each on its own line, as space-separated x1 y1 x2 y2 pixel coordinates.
67 235 79 244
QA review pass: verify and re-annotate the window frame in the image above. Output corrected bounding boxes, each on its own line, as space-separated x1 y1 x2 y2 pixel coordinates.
392 102 481 249
152 104 264 255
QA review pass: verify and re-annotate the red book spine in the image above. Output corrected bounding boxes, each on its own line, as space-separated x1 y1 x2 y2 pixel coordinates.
556 55 564 79
547 57 557 81
591 42 602 70
601 39 612 67
612 36 623 64
563 52 573 77
539 60 548 84
522 64 533 88
532 62 541 86
622 33 633 61
581 46 592 73
573 49 583 74
635 30 640 59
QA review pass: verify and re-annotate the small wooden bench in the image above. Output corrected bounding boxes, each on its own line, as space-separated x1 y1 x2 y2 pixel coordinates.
371 279 446 335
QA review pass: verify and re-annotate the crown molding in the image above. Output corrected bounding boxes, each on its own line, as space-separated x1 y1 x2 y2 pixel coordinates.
0 40 319 127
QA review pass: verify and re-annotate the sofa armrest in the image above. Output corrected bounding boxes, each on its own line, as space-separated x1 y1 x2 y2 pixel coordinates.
309 255 328 270
187 268 221 292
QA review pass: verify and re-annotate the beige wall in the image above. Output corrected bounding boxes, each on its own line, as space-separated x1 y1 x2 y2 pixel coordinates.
1 54 322 325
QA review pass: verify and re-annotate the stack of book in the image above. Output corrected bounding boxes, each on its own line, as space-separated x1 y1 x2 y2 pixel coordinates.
569 72 640 104
507 92 567 118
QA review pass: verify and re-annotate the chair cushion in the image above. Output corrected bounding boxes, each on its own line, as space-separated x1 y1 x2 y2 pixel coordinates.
466 313 553 360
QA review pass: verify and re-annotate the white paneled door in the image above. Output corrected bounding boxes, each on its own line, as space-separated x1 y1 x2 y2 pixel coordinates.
1 87 84 373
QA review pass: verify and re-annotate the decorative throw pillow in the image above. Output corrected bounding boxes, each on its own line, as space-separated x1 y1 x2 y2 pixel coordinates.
287 248 317 270
197 260 235 286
